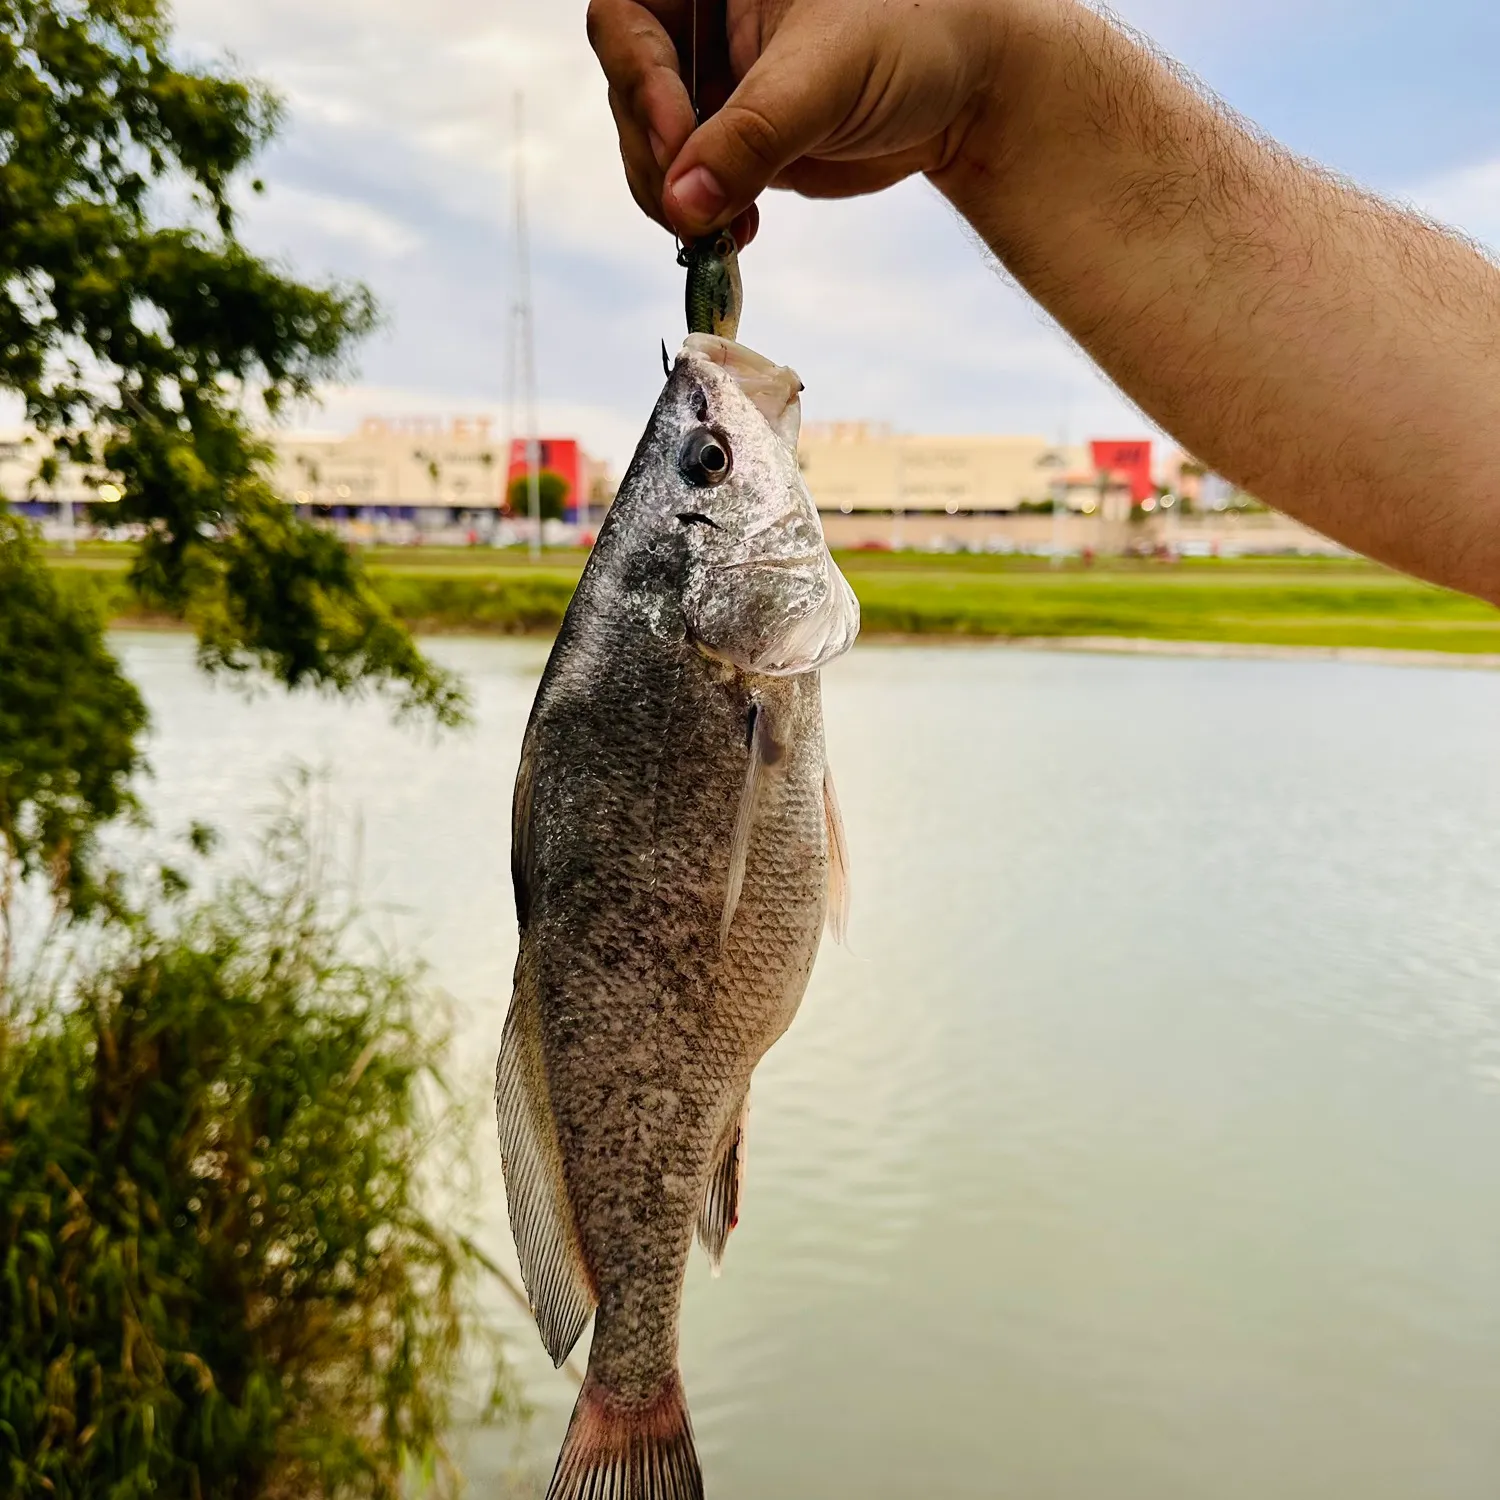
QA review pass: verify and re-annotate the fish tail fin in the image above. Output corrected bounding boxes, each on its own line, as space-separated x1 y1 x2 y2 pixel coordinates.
547 1369 703 1500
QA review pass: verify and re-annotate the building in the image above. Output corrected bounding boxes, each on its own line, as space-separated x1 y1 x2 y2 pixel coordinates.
268 417 615 533
1090 439 1156 505
797 422 1096 516
793 423 1344 554
0 432 109 520
797 422 1152 545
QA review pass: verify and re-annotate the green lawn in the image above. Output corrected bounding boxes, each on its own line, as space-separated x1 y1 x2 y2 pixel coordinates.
840 562 1500 653
44 544 1500 656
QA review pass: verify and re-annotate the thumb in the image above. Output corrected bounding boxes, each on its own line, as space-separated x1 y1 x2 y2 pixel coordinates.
663 18 864 236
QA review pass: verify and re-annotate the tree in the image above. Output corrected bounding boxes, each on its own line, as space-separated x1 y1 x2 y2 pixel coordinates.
507 467 569 522
0 508 145 978
0 0 464 725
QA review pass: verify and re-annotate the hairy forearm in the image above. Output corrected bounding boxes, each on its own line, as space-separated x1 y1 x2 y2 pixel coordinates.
935 0 1500 601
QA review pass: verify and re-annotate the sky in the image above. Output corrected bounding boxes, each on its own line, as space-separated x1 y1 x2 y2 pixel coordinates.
166 0 1500 471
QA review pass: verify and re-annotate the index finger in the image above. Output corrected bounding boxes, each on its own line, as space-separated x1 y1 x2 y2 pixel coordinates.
588 0 762 247
587 0 698 196
662 14 866 236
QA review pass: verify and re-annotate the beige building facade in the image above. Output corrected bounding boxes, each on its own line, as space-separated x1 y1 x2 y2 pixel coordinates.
273 420 503 516
267 417 614 528
797 422 1095 516
0 431 109 518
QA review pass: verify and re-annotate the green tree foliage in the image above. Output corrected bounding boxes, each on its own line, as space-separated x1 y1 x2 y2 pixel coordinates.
0 0 465 725
506 468 570 523
0 802 508 1499
0 508 146 967
187 491 464 713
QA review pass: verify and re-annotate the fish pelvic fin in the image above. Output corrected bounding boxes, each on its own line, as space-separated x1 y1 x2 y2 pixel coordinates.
496 961 596 1366
697 1089 749 1276
548 1370 703 1500
721 700 780 952
823 761 850 945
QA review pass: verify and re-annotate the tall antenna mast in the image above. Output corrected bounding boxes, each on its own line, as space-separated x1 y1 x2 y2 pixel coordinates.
506 92 542 560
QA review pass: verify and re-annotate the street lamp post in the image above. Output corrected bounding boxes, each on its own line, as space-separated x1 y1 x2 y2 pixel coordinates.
1037 449 1067 567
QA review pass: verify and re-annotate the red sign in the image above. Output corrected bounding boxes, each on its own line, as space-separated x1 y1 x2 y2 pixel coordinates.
1090 439 1155 504
507 438 582 519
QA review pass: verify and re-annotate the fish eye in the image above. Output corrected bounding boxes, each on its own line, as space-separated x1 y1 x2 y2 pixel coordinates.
679 426 732 487
713 233 734 259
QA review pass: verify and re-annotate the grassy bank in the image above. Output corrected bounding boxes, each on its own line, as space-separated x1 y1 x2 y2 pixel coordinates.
45 544 1500 655
840 562 1500 653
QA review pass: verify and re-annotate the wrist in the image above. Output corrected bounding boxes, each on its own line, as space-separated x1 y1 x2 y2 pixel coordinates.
929 0 1100 245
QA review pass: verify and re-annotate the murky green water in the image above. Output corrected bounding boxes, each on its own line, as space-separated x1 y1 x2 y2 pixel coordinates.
120 634 1500 1498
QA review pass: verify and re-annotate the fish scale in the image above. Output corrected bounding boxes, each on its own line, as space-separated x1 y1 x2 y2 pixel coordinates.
498 334 857 1500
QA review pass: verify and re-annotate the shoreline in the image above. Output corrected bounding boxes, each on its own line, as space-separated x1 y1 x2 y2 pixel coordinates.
858 633 1500 670
106 616 1500 672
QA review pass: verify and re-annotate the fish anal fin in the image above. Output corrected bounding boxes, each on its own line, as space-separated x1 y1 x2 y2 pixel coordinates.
697 1090 750 1276
823 762 850 944
495 964 595 1366
548 1369 702 1500
721 701 780 950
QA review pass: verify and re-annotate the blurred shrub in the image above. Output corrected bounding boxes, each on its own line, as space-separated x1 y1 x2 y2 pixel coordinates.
370 572 579 636
49 558 581 639
505 470 570 523
0 798 508 1499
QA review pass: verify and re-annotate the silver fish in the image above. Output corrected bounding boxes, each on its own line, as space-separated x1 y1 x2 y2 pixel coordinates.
497 333 858 1500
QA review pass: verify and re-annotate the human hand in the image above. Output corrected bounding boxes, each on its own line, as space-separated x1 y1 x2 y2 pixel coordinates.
586 0 1029 243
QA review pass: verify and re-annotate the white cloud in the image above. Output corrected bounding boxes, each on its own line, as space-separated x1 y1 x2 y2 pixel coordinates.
165 0 1162 469
240 184 424 260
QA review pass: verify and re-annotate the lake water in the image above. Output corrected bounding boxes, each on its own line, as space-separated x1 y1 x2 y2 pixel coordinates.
118 634 1500 1498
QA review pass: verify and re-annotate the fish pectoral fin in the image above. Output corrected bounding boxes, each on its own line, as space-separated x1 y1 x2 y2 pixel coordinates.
823 761 850 945
721 700 779 951
697 1089 750 1276
495 963 596 1366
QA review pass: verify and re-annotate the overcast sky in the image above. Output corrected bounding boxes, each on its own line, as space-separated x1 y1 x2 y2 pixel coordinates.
168 0 1500 469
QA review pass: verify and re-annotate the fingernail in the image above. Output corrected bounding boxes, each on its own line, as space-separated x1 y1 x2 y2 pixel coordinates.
647 129 671 171
669 165 726 224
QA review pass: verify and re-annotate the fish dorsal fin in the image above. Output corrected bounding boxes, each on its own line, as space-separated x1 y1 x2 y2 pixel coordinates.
721 701 781 951
511 723 538 930
698 1089 750 1276
823 762 850 944
495 961 596 1366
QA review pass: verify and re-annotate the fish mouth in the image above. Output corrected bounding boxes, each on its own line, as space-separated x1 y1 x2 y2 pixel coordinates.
681 333 802 448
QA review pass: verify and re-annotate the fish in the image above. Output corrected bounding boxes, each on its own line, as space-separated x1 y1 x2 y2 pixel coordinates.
497 331 858 1500
680 229 742 340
